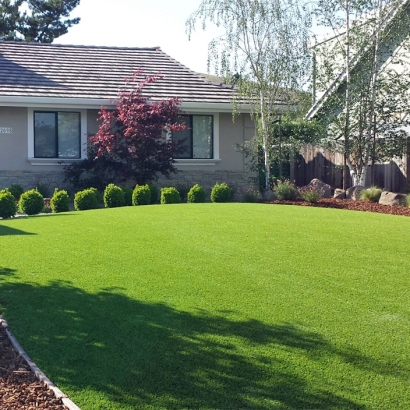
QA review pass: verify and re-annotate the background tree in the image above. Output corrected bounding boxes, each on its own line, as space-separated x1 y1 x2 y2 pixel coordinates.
313 0 410 186
186 0 312 192
0 0 80 42
64 73 187 190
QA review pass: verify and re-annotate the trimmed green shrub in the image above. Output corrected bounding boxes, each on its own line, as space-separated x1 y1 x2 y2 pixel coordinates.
161 187 181 204
8 184 24 201
187 184 206 203
74 188 99 211
0 189 17 219
211 182 232 203
35 181 51 198
104 184 124 208
273 179 298 200
299 184 323 203
148 184 159 204
50 188 70 213
242 188 259 203
19 189 44 215
132 184 151 206
122 187 133 206
360 186 383 203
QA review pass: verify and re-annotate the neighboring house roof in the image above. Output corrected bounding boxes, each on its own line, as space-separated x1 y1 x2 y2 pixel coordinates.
0 41 241 109
306 0 408 119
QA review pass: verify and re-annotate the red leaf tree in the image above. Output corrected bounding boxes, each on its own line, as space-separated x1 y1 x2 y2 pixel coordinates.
65 72 187 190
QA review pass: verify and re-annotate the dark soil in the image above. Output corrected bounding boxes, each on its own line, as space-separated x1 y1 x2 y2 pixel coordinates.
0 325 67 409
268 197 410 217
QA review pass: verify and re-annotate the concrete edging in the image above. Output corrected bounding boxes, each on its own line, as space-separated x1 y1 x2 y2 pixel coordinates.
0 316 81 410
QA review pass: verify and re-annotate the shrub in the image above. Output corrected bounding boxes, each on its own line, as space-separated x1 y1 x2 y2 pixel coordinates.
50 188 70 213
42 205 52 213
8 184 24 201
299 184 323 203
161 187 181 204
405 194 410 208
0 190 17 219
104 184 124 208
176 184 189 202
132 184 151 206
122 186 133 206
35 180 51 198
148 184 159 204
19 189 44 215
273 179 298 200
211 182 232 203
74 188 99 211
360 186 383 203
187 184 206 203
242 188 259 203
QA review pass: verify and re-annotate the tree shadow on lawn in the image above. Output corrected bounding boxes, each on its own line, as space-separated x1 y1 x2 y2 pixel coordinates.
1 277 402 409
0 225 36 236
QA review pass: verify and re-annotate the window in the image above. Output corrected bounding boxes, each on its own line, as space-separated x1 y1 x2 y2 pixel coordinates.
173 115 213 159
34 111 81 159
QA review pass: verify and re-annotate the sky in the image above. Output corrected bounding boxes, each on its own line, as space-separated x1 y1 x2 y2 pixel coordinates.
57 0 222 74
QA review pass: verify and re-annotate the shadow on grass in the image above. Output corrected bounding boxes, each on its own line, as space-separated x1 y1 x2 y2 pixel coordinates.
0 277 380 409
0 225 36 236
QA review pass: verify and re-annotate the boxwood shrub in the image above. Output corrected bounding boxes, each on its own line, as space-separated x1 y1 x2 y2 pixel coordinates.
132 184 151 206
19 189 44 215
50 188 70 213
0 189 17 219
104 184 124 208
74 188 99 211
187 184 206 203
211 182 232 203
161 187 181 204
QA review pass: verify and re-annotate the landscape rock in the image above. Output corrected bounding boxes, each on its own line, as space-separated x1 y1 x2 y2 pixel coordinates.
334 188 346 199
307 179 332 198
378 191 406 207
346 185 365 200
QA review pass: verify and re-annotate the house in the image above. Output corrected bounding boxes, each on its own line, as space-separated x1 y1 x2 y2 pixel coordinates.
305 1 410 191
0 41 257 195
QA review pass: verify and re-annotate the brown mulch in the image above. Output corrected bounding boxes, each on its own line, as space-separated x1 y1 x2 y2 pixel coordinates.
0 325 67 409
267 197 410 217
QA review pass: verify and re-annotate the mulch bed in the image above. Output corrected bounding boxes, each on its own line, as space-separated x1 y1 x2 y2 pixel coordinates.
0 325 67 409
267 197 410 217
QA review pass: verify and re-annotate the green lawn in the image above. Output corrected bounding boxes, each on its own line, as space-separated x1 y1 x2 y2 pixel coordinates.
0 204 409 409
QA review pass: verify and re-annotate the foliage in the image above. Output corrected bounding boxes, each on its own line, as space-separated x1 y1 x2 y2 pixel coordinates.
273 180 298 200
19 189 44 215
35 180 51 198
298 184 323 203
0 189 17 218
74 188 99 211
0 0 80 42
132 184 151 206
122 186 133 206
103 184 124 208
187 0 312 190
148 184 159 204
241 188 259 203
50 188 70 213
79 72 187 186
175 184 189 202
160 187 181 204
405 193 410 208
211 182 232 203
8 184 24 201
360 186 383 203
187 184 206 203
42 205 52 213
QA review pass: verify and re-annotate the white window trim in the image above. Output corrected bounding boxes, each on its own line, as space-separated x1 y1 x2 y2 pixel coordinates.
27 108 87 166
174 112 220 166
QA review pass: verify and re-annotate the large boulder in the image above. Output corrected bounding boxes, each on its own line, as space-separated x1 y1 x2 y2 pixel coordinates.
378 191 406 206
346 185 365 200
307 179 332 198
334 188 346 199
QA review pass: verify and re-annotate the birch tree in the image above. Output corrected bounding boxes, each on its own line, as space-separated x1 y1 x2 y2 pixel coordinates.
186 0 312 191
313 0 410 186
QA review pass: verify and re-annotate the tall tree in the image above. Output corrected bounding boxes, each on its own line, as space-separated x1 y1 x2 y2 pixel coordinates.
186 0 312 192
313 0 410 186
0 0 80 42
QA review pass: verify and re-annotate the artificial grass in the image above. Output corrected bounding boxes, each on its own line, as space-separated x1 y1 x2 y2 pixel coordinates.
0 204 409 409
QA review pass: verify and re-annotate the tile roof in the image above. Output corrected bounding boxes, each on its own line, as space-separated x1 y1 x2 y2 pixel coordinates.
0 42 238 105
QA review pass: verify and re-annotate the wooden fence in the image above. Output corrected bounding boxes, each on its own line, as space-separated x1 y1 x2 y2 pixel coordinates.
292 144 409 192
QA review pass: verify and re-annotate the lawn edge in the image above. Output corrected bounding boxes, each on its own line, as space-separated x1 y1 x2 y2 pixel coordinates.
0 315 81 410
